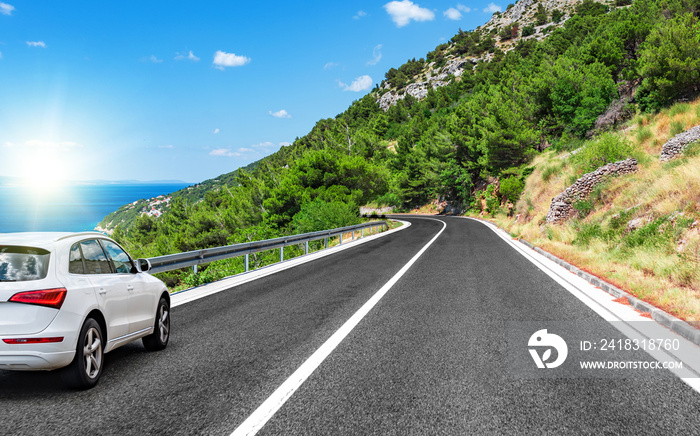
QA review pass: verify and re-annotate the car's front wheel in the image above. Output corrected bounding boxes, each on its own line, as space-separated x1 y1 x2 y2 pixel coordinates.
142 297 170 351
62 318 104 389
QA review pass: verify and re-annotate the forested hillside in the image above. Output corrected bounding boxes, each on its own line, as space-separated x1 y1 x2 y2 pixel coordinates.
110 0 700 288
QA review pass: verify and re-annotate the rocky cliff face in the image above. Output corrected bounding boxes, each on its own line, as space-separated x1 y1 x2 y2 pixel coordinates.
376 0 609 111
378 58 475 110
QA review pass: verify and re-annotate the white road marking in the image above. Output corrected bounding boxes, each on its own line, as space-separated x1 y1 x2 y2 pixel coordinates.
470 217 700 393
230 217 447 436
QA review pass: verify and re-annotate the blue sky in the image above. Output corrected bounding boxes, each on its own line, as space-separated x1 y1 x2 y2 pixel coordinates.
0 1 502 184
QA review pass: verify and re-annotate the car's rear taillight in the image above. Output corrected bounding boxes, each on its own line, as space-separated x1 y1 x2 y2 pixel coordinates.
3 337 64 344
8 288 67 309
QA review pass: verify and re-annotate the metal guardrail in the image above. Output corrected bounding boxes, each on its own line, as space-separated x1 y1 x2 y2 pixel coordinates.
146 221 388 274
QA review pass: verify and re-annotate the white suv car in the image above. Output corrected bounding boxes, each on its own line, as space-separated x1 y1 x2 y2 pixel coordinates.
0 232 170 389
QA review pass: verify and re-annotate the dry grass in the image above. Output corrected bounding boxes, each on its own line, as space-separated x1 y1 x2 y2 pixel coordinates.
488 98 700 322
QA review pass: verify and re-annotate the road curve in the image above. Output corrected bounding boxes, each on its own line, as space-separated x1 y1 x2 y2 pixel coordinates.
1 216 699 435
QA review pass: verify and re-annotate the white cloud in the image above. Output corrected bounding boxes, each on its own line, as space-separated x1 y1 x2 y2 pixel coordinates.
444 5 471 19
213 128 220 134
353 10 367 19
213 50 251 70
483 3 502 13
210 148 239 157
366 44 382 66
238 147 254 153
279 142 291 147
384 1 435 27
26 41 46 48
175 50 200 62
339 75 373 92
444 8 462 20
324 62 339 70
269 109 291 119
149 55 163 63
0 3 14 15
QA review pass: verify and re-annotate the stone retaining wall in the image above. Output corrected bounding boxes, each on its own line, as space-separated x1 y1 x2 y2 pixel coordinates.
546 158 638 224
659 125 700 162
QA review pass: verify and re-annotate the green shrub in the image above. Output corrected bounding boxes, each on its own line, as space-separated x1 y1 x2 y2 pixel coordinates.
522 24 536 37
669 102 692 117
485 185 500 213
684 141 700 157
635 126 653 143
291 199 361 234
609 208 637 232
535 3 547 25
551 9 564 23
541 163 563 182
572 199 594 217
621 217 670 249
572 222 604 246
500 176 525 204
670 120 686 136
570 133 634 173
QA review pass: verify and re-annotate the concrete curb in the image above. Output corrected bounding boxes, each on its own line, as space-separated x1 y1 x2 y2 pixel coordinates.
472 217 700 347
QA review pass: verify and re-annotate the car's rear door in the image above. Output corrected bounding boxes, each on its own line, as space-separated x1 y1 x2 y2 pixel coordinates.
73 239 130 341
99 240 156 334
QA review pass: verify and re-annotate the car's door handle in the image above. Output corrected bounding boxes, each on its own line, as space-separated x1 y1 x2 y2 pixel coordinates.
127 285 134 292
98 288 107 295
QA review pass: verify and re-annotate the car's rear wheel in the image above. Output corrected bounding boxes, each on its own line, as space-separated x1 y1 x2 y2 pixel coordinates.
142 297 170 351
62 318 103 389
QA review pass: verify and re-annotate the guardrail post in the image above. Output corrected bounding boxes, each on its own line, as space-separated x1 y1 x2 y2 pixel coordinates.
245 254 249 272
324 237 328 249
193 264 197 274
361 228 364 238
352 230 355 241
280 247 284 263
339 234 343 245
305 241 309 255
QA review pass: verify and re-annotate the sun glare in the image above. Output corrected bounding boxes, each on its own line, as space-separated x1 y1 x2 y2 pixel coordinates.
17 152 69 196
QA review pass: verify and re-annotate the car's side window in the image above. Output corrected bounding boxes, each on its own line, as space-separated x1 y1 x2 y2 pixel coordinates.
80 239 113 274
100 240 133 274
69 243 85 274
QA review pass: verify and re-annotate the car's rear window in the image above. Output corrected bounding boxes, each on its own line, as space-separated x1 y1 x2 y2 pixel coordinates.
0 246 51 282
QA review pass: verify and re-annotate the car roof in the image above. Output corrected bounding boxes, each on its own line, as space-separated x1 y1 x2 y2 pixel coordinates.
0 232 108 248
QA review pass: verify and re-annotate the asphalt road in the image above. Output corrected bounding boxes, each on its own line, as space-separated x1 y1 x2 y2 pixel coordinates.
2 216 700 435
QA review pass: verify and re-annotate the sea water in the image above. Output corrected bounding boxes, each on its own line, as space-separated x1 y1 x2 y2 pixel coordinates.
0 183 190 233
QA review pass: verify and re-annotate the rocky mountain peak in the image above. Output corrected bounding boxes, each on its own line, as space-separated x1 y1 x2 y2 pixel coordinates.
375 0 610 110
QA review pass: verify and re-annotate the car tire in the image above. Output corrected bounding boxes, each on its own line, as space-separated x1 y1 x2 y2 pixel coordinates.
62 318 104 390
142 297 170 351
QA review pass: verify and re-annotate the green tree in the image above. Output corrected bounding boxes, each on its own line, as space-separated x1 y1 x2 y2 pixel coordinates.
535 4 548 25
522 24 536 37
638 13 700 110
291 199 361 234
